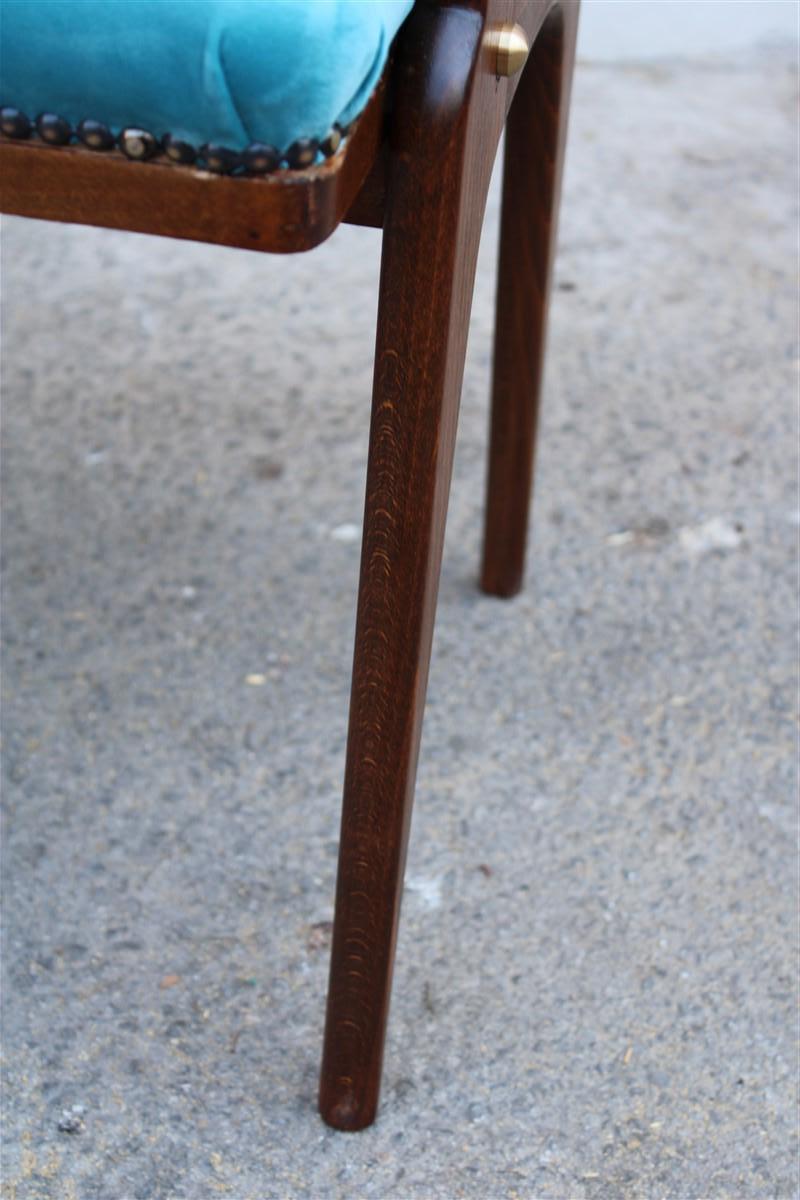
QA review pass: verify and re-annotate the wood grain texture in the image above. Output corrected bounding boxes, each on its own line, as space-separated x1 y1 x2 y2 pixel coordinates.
319 0 571 1132
0 75 387 254
481 1 579 596
0 0 578 1132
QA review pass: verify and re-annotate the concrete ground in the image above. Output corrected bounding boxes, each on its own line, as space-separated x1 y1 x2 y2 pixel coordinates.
1 22 798 1200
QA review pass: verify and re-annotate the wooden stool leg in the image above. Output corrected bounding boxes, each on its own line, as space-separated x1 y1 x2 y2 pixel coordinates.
318 5 498 1133
480 5 579 598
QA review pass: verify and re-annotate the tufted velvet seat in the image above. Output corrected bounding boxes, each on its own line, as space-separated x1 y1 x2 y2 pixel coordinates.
0 0 414 170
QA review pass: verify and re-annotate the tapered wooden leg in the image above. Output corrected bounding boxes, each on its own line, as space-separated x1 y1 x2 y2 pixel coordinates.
318 3 507 1133
480 3 579 598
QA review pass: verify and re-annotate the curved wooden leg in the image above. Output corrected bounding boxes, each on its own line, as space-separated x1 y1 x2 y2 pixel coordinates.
480 3 579 598
318 3 502 1134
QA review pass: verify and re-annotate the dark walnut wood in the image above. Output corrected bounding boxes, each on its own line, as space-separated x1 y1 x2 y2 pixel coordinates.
480 1 579 596
319 0 578 1131
0 0 579 1134
0 74 387 254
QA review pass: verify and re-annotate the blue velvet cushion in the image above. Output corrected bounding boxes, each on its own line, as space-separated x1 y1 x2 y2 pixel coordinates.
0 0 414 155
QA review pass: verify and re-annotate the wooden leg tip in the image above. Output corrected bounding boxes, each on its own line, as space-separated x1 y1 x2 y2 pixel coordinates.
319 1083 376 1132
479 567 524 599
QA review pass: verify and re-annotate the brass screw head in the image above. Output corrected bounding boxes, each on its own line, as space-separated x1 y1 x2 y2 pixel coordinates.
488 22 531 78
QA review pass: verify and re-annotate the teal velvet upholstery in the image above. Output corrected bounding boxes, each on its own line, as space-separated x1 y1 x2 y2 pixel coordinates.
0 0 414 154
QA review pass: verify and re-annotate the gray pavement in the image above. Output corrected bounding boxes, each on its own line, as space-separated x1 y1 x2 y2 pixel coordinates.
1 30 798 1200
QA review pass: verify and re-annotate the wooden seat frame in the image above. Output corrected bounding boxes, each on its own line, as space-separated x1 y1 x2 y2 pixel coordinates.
1 0 579 1131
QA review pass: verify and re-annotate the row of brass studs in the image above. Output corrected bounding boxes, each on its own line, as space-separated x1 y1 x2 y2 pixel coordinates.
0 106 345 173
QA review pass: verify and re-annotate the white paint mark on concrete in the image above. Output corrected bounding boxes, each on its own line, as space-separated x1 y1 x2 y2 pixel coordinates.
606 530 637 546
406 875 443 910
330 523 361 543
679 517 743 556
